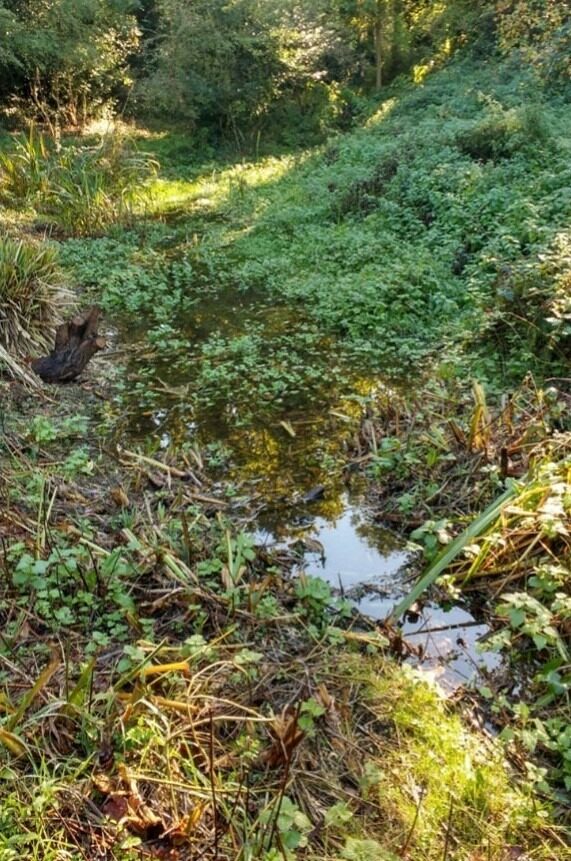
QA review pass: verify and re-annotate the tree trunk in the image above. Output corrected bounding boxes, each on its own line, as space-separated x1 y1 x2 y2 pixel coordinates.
31 306 106 383
374 17 383 90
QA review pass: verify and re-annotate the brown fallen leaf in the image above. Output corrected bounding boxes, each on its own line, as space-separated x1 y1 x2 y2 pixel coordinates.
262 707 305 768
164 804 207 842
111 485 130 508
316 683 343 736
95 765 165 839
101 793 130 822
316 683 334 711
147 470 166 489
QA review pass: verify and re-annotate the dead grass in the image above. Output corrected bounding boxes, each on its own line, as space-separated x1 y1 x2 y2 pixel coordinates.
0 401 566 861
0 235 72 384
356 376 571 527
0 641 565 860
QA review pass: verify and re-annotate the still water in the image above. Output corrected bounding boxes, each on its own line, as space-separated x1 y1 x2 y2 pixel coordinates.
115 283 501 690
256 498 501 690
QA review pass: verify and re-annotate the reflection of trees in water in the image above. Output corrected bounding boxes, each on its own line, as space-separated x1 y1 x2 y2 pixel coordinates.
353 513 402 557
226 419 348 532
204 376 379 524
118 290 385 532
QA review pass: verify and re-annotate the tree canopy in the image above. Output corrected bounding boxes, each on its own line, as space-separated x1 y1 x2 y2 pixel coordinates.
0 0 567 135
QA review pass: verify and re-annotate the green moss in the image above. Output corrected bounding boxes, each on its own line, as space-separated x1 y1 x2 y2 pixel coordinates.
341 658 557 860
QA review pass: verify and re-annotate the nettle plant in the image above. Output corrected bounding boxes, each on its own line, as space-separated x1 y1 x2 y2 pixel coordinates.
5 543 143 652
484 559 571 796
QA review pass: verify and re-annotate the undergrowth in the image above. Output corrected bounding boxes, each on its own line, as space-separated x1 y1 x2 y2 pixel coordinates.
56 59 571 388
356 376 571 802
0 128 157 236
1 47 571 861
449 449 571 804
0 236 71 386
0 399 565 860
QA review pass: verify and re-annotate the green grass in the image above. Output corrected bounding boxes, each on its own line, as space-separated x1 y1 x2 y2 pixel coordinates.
1 49 571 861
56 58 571 392
0 236 70 374
352 658 564 858
0 129 158 236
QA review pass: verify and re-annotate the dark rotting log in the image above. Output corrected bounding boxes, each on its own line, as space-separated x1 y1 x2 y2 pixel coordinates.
31 306 106 383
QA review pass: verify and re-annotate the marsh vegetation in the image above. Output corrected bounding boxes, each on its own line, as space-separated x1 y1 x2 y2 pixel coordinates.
0 2 570 859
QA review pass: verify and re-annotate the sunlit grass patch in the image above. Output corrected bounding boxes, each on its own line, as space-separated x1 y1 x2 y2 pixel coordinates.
0 644 561 860
143 176 212 217
0 130 158 237
144 152 307 225
363 96 399 128
356 661 558 858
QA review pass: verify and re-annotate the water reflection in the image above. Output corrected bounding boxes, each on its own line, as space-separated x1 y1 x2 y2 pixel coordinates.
114 281 501 691
256 499 501 690
403 605 502 689
300 504 409 599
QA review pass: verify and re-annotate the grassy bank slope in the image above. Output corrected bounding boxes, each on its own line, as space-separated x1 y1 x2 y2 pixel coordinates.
57 56 571 390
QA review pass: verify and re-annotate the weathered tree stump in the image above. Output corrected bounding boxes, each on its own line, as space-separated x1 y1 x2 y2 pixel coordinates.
31 306 106 383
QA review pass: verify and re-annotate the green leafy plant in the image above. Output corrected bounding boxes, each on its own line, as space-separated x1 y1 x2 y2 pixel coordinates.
62 446 94 478
295 574 333 623
410 518 453 560
391 485 517 621
298 697 326 734
260 796 312 859
7 542 138 651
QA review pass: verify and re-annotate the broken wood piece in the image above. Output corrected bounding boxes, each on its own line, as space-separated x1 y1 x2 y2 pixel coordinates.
31 306 106 383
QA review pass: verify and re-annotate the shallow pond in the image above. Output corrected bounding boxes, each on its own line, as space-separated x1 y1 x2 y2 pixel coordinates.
111 279 501 690
256 497 501 689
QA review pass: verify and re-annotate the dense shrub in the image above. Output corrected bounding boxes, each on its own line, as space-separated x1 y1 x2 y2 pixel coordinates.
136 0 282 135
0 0 567 145
0 0 139 128
496 0 571 83
134 0 500 143
456 98 550 162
